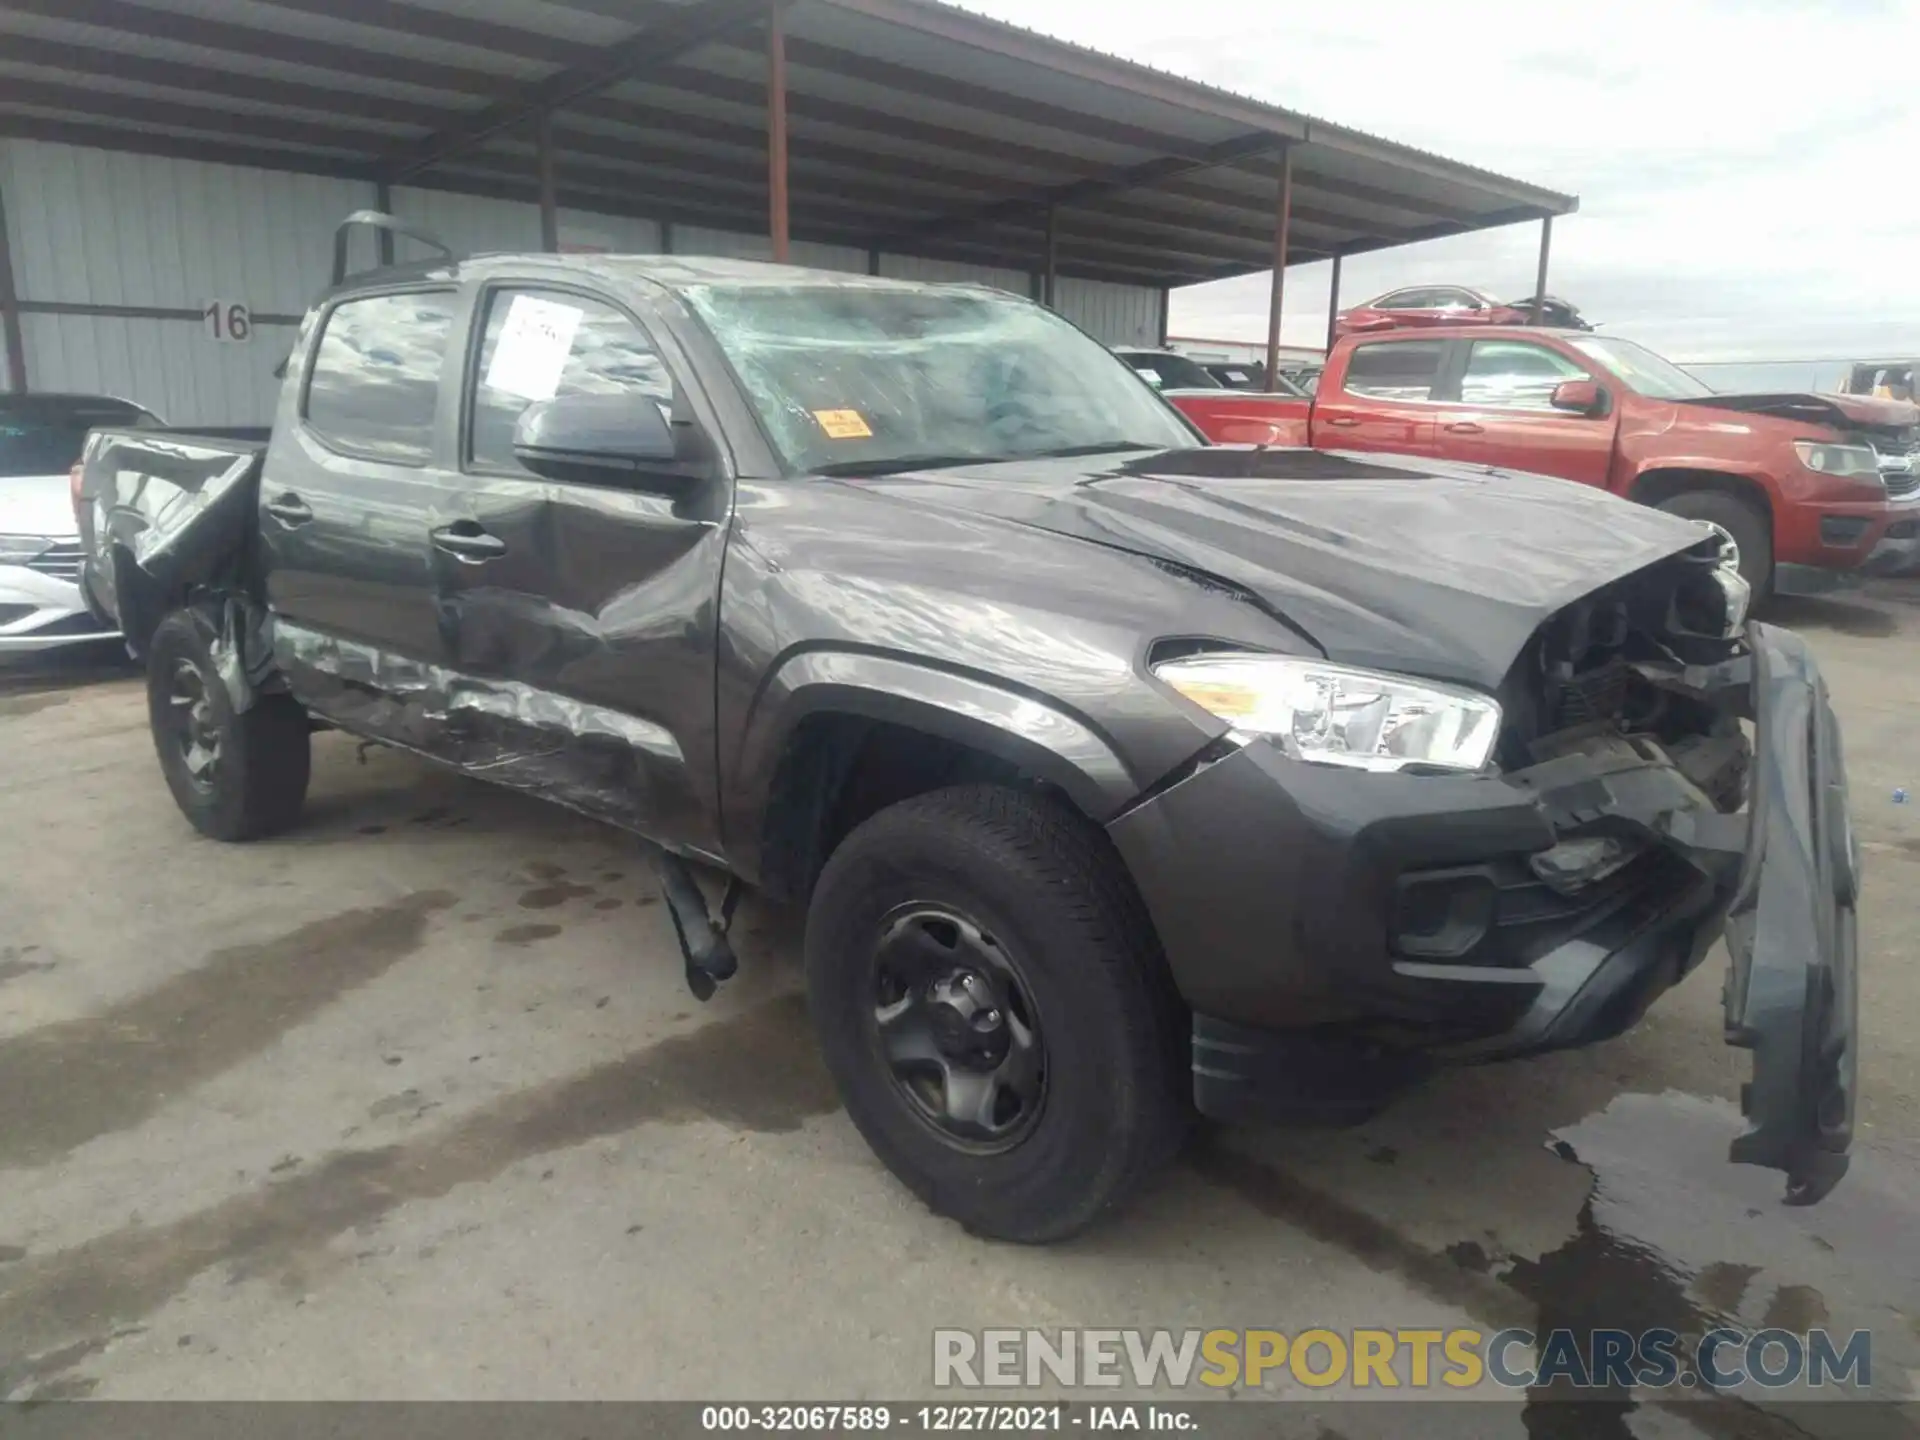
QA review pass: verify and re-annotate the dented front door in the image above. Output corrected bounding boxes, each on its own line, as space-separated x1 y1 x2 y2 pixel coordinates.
423 283 729 856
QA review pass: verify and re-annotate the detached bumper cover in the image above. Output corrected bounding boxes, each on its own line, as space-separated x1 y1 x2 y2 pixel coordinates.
1110 621 1857 1202
1723 625 1857 1203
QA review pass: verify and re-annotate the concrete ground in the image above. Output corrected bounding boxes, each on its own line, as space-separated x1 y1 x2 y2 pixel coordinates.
1 595 1918 1436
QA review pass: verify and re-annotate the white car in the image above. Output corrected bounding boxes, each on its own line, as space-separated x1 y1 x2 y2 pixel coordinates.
1 394 161 655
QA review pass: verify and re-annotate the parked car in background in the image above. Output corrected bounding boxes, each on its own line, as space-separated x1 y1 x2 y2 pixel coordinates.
1111 349 1310 445
1203 361 1272 391
0 393 163 655
1334 287 1592 340
1228 327 1920 595
1111 348 1227 392
76 232 1857 1237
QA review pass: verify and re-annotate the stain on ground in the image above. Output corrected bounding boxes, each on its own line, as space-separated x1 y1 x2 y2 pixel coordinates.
518 882 595 910
0 993 832 1379
593 898 623 912
0 1246 24 1264
0 889 457 1170
0 693 70 719
1444 1239 1492 1273
497 923 563 945
1692 1260 1760 1315
0 959 53 985
525 861 568 881
1760 1283 1830 1332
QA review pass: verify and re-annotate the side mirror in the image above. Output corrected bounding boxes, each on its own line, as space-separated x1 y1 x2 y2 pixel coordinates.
1550 378 1606 416
511 392 691 490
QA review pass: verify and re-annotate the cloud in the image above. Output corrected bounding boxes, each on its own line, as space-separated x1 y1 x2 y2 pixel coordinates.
950 0 1919 361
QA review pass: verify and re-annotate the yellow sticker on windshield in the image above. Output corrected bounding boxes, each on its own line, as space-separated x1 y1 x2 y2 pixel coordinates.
813 408 873 440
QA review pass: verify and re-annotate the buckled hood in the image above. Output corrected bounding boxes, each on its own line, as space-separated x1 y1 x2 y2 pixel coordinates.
862 447 1712 689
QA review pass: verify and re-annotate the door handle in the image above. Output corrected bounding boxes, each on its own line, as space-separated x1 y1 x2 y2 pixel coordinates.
264 493 313 525
1443 421 1485 435
430 523 508 563
1324 416 1360 428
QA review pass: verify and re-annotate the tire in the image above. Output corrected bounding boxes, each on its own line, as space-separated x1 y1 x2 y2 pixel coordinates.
1654 489 1772 598
146 609 311 841
805 783 1189 1243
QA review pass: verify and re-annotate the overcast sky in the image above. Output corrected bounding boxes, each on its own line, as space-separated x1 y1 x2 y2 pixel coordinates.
953 0 1918 363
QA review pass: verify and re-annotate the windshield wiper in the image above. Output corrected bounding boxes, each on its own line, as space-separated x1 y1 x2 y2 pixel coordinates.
813 453 991 478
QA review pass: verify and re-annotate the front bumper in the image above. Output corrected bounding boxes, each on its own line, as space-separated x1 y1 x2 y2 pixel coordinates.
1110 622 1856 1200
0 563 118 654
1859 505 1920 576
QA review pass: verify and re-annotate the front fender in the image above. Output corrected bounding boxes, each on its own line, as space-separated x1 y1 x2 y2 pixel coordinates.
725 648 1147 882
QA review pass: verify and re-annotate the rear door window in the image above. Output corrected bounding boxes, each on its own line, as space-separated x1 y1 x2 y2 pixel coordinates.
302 290 458 465
467 287 673 473
1343 340 1447 402
1458 340 1589 409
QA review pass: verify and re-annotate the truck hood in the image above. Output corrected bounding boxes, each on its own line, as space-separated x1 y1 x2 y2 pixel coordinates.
1684 391 1919 434
859 447 1712 689
0 473 79 541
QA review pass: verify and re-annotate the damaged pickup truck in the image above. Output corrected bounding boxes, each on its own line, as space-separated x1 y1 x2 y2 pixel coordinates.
77 218 1858 1241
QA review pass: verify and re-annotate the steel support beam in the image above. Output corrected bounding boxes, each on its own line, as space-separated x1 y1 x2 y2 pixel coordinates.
1042 206 1058 308
382 0 767 182
1264 145 1293 392
875 131 1286 250
1530 214 1554 325
0 172 27 393
767 2 790 263
1156 286 1171 347
376 180 395 265
1324 251 1341 355
537 113 560 252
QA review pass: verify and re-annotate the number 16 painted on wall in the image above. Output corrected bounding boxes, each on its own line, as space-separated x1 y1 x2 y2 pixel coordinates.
203 300 252 343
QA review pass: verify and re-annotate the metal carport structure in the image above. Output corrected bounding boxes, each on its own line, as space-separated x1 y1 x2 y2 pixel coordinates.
0 0 1577 397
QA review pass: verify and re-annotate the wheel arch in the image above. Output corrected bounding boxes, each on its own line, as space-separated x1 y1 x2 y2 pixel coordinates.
735 651 1143 902
1628 466 1775 532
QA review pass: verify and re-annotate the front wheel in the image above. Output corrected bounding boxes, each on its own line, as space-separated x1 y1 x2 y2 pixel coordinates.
804 784 1189 1243
147 609 311 841
1655 489 1772 599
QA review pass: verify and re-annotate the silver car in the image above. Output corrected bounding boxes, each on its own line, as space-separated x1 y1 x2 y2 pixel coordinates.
1 393 160 654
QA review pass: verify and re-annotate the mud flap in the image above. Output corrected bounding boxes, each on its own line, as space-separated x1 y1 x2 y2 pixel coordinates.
1722 623 1859 1203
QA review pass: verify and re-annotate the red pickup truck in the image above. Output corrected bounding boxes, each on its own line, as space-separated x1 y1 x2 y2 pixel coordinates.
1157 327 1920 596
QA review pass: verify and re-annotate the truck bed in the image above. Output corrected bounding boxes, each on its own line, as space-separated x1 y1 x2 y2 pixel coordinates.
77 427 268 645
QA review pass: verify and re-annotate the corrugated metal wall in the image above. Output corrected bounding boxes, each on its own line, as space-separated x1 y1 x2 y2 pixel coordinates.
2 139 1166 417
1053 276 1161 348
2 139 372 423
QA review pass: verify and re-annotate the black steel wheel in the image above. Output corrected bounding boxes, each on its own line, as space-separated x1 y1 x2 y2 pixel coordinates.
871 905 1047 1152
147 609 312 842
806 784 1189 1243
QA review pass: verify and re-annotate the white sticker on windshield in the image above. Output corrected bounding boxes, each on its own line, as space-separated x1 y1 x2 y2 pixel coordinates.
484 295 583 401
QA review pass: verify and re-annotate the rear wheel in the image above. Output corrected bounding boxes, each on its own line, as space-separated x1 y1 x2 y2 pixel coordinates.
147 609 311 841
804 784 1189 1243
1654 489 1772 598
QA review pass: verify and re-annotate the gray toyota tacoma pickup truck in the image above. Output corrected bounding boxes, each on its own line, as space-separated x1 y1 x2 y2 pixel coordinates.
77 215 1858 1242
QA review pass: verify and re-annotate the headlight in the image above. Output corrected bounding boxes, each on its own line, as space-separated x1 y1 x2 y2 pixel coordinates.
0 535 53 564
1152 653 1502 773
1795 441 1883 482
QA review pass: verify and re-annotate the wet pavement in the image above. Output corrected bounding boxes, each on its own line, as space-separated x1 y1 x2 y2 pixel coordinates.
1 591 1917 1434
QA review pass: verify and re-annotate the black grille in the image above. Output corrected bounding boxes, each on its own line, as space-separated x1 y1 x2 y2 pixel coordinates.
23 543 83 581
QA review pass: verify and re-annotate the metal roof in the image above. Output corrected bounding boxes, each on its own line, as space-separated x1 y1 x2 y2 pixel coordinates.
0 0 1580 290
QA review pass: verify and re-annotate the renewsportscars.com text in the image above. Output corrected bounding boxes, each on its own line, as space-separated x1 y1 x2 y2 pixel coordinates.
933 1327 1872 1392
